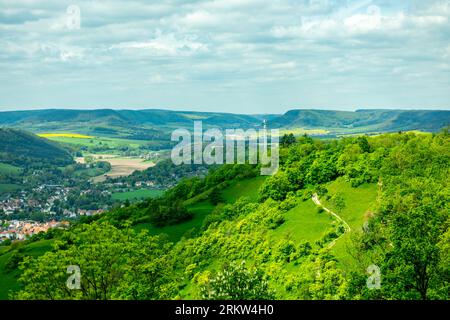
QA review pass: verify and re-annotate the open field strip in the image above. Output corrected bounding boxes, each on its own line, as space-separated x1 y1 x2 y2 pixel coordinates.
279 128 330 136
90 156 155 182
38 133 93 139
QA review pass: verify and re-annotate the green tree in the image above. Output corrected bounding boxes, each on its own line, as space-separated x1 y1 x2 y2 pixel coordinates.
16 223 174 300
199 261 274 300
209 187 223 205
281 133 296 147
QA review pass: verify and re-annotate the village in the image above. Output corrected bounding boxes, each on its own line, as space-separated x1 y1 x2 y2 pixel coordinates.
0 219 69 243
0 184 109 219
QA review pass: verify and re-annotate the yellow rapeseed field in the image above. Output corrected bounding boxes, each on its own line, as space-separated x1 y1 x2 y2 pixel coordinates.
38 133 94 139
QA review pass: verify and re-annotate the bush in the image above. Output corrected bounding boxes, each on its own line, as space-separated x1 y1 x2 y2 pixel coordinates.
199 261 274 300
5 252 24 273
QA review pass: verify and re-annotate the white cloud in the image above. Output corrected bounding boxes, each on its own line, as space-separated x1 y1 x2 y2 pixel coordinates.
110 31 208 56
0 0 449 112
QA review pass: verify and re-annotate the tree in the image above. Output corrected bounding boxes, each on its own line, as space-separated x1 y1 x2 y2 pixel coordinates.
198 261 274 300
209 187 223 205
357 136 371 153
382 205 446 300
16 223 174 300
258 171 293 201
281 133 296 147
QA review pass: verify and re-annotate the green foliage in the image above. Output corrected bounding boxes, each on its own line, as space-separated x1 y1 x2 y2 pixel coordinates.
16 223 175 300
146 199 193 227
4 252 24 274
0 128 73 168
280 133 296 147
198 261 274 300
209 187 223 205
349 130 450 300
259 171 294 201
8 130 450 301
330 192 346 212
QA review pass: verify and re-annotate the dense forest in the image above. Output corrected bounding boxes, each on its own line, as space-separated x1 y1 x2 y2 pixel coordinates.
6 129 450 300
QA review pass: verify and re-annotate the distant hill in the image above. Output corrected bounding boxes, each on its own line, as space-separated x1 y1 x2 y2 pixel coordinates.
270 109 450 133
0 108 448 136
0 109 269 134
0 128 73 167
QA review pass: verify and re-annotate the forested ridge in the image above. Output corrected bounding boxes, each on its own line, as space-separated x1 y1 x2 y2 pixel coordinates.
7 129 450 300
0 128 73 167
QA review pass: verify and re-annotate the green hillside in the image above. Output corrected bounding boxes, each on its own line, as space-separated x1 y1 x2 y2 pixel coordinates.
132 176 267 242
1 109 448 139
0 163 22 176
270 109 450 133
0 240 55 299
1 130 449 300
0 128 73 167
0 109 269 141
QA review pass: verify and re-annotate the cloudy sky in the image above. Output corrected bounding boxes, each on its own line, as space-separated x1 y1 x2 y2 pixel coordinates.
0 0 449 114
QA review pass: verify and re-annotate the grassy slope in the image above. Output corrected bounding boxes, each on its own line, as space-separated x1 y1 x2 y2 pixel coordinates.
112 189 165 201
0 176 377 299
219 177 377 298
134 201 215 243
0 163 22 175
0 184 21 194
320 177 378 269
0 240 55 300
272 199 334 244
221 176 267 203
133 176 267 243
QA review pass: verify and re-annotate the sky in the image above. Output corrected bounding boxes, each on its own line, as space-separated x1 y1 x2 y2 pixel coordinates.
0 0 449 114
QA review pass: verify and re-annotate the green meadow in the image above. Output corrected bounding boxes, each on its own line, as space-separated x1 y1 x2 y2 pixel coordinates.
0 163 22 176
112 189 165 201
132 176 267 243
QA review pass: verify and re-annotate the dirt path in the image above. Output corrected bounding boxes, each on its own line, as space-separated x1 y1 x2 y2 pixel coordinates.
312 193 351 248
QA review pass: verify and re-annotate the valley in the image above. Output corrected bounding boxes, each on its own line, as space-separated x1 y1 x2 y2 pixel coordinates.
0 110 448 301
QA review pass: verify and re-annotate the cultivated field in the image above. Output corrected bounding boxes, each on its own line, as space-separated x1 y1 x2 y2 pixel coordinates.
38 133 93 139
89 155 155 182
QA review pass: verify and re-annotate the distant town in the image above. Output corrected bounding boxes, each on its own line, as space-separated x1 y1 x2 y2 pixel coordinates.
0 220 69 243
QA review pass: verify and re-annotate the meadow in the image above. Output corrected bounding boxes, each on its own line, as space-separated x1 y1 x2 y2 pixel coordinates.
112 189 165 201
0 184 21 195
320 178 378 269
40 134 149 149
0 163 22 176
133 176 267 243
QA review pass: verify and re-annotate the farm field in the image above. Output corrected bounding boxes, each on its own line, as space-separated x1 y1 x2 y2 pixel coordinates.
40 134 148 149
91 156 155 182
279 128 330 136
112 189 165 201
38 133 93 139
